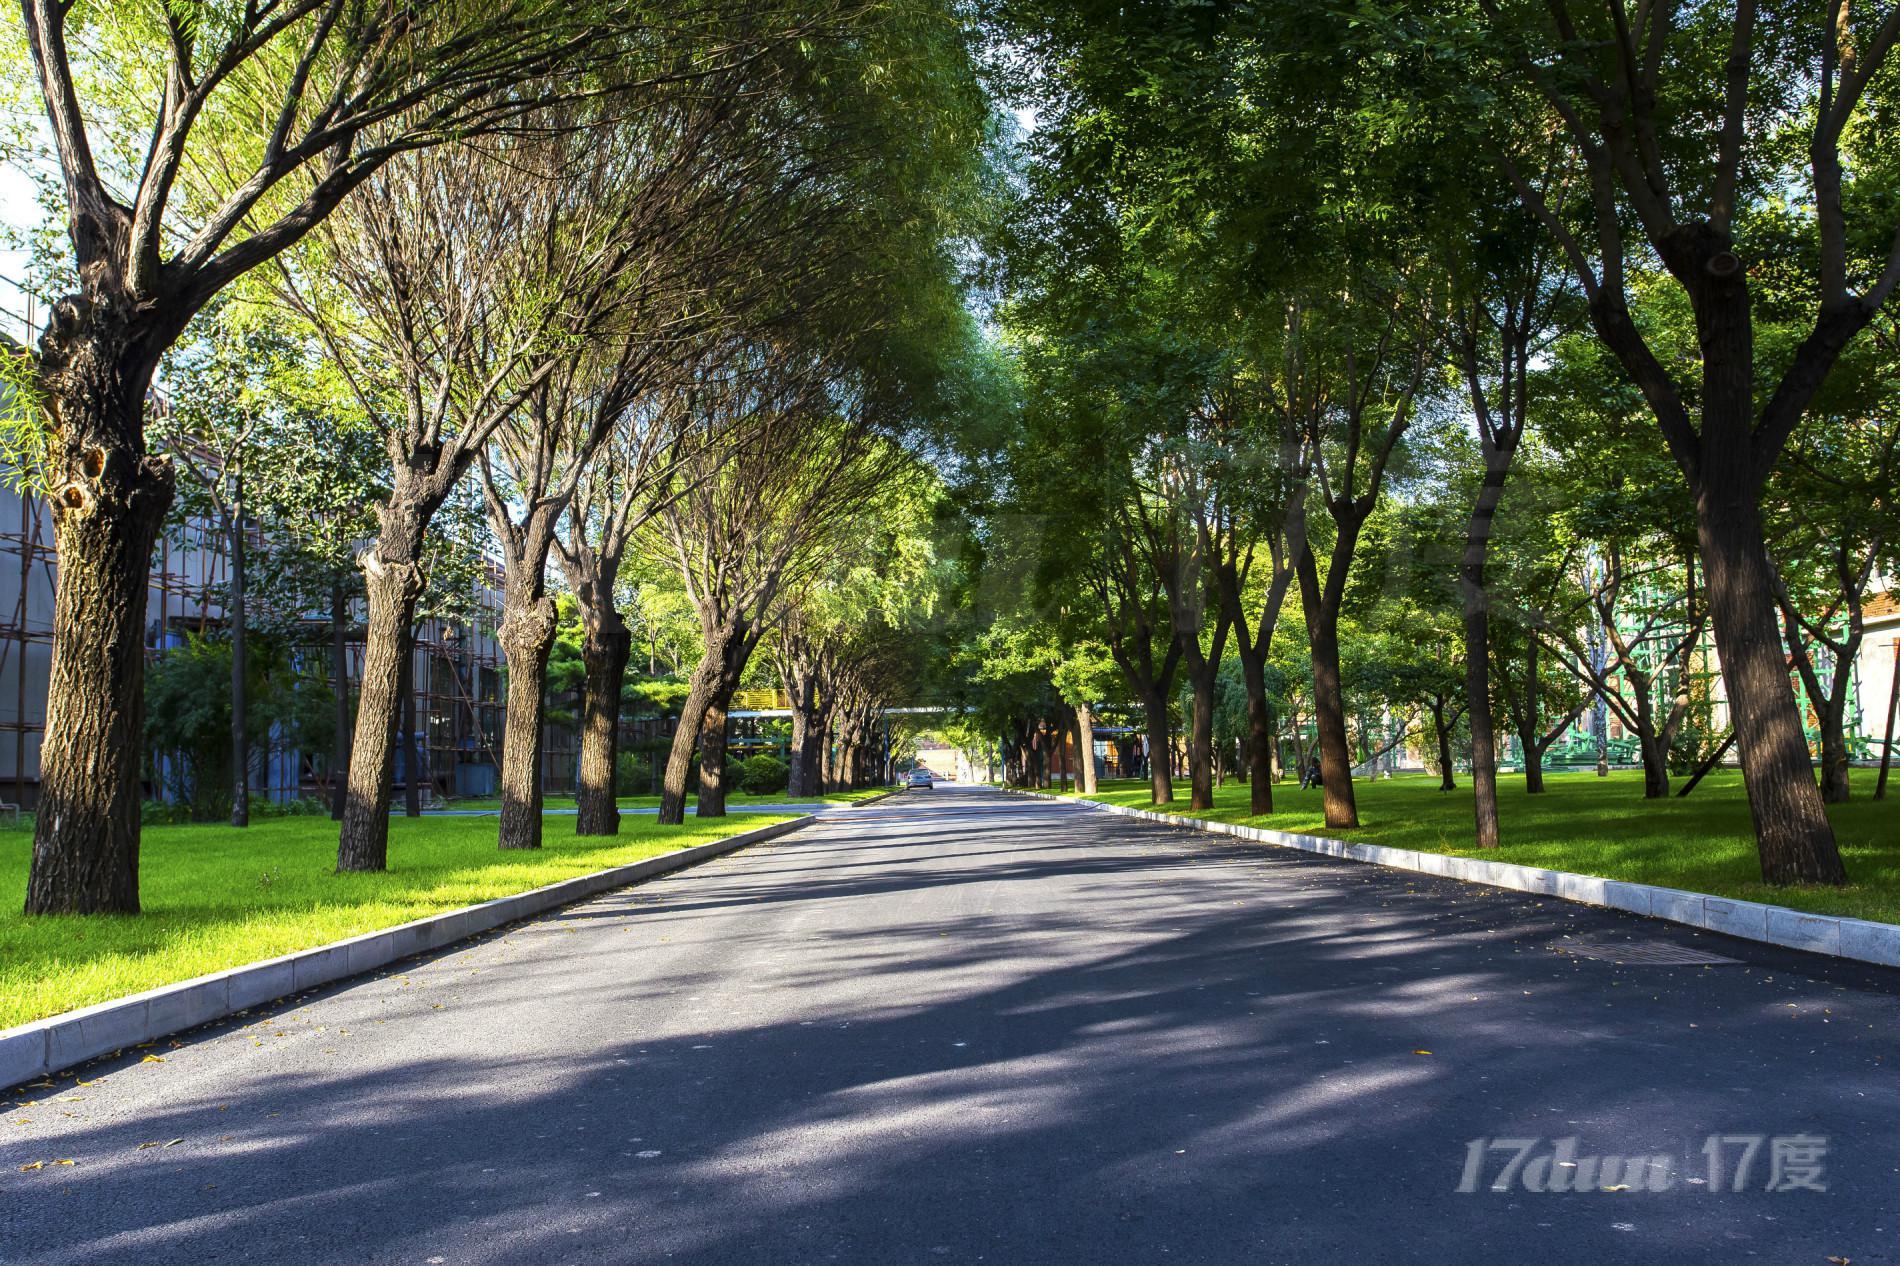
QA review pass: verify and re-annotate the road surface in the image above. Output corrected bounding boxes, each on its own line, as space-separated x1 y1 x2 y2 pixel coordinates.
3 785 1896 1264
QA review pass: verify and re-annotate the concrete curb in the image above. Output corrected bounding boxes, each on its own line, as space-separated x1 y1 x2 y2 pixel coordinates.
849 788 906 807
0 815 813 1092
1008 790 1900 970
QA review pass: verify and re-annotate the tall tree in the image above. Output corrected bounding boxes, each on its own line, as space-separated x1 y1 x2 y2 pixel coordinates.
649 351 902 824
1284 283 1434 829
283 126 658 871
1446 212 1572 845
9 0 695 913
1443 0 1900 883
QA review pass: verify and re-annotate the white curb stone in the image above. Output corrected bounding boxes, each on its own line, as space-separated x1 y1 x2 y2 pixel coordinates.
0 815 811 1091
1009 789 1900 970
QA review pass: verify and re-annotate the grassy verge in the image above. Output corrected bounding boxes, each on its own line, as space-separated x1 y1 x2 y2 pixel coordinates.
438 787 893 812
1063 770 1900 925
0 811 792 1030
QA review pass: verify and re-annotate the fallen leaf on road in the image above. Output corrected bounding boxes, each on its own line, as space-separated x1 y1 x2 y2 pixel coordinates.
18 1161 42 1171
141 1055 165 1064
1413 1050 1432 1056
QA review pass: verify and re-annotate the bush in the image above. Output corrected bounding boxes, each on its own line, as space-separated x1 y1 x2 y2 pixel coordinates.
615 751 653 795
255 796 329 818
141 799 194 827
738 753 789 795
144 633 333 821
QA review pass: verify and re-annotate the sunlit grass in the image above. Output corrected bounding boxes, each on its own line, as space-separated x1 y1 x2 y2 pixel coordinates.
441 787 894 812
0 811 793 1029
1073 770 1900 924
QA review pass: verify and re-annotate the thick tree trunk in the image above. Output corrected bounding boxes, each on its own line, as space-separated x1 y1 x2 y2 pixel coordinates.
696 686 733 818
1298 551 1359 828
805 704 833 797
337 543 426 873
1698 495 1844 881
228 500 250 828
1143 699 1173 805
659 647 723 825
1075 701 1097 795
826 719 846 791
785 670 812 797
1460 491 1502 845
496 592 557 850
1241 659 1275 816
574 609 630 836
330 574 351 821
1618 670 1671 799
1817 713 1851 806
25 395 174 912
1638 734 1671 798
660 629 747 824
1187 673 1216 810
785 660 825 798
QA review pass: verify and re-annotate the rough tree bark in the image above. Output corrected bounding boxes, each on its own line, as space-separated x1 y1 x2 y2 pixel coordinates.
1697 488 1844 880
336 508 430 873
697 686 735 818
1489 17 1863 882
785 667 817 797
1460 461 1507 844
574 609 631 836
23 313 176 913
496 588 558 850
659 628 751 824
1297 544 1360 829
1074 701 1098 795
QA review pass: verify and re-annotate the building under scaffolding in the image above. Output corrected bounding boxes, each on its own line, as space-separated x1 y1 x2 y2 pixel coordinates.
0 472 521 809
0 275 529 809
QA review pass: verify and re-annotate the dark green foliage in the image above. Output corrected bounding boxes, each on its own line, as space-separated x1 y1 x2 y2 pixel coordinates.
615 751 653 796
144 635 333 821
738 754 791 795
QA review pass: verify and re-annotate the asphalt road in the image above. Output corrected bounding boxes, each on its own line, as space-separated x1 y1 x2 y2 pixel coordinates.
4 785 1898 1265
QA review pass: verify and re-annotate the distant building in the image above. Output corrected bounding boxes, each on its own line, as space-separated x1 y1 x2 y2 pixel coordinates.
1854 589 1899 761
0 477 513 809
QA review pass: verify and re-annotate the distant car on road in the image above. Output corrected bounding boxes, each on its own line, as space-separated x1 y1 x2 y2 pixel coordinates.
908 769 934 789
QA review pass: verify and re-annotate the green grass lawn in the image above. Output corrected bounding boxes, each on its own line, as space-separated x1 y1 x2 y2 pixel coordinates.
0 810 794 1030
1065 770 1900 925
439 786 895 812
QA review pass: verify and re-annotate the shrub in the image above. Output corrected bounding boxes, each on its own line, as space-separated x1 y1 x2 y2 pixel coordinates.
615 751 652 795
738 753 789 795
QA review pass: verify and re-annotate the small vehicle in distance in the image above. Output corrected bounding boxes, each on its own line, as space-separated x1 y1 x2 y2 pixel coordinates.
908 769 934 789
